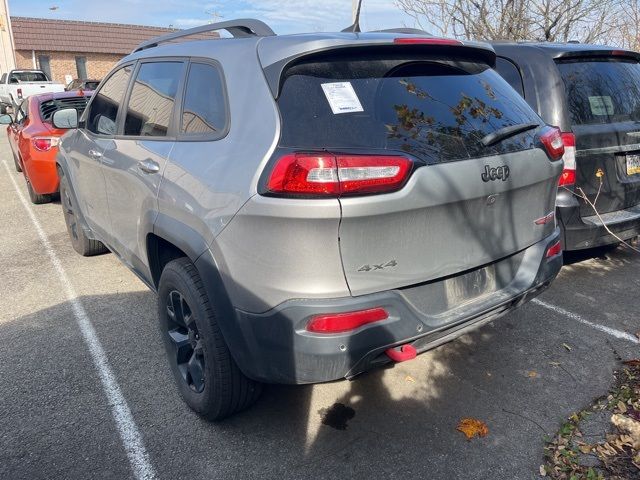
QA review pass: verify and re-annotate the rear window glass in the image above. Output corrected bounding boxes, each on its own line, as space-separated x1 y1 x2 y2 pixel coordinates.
557 58 640 125
277 56 542 163
40 96 90 122
9 71 48 83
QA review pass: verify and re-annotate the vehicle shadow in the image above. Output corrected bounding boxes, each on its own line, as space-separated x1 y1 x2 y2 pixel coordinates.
2 286 627 480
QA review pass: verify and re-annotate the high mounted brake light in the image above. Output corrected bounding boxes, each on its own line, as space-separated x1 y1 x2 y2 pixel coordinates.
558 132 576 187
393 37 463 46
265 153 413 197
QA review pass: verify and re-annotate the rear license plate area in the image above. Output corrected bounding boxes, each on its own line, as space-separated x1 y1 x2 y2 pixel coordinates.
626 154 640 176
444 264 497 309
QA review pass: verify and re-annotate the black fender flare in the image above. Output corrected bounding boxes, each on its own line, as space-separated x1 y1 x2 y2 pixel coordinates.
150 214 259 380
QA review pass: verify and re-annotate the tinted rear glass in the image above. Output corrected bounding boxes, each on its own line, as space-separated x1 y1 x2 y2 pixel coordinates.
40 96 90 122
277 56 542 163
10 71 48 83
557 58 640 125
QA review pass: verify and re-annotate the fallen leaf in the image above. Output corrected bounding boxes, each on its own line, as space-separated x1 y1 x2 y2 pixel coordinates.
562 343 572 351
405 375 415 383
527 370 538 378
617 400 628 413
456 417 489 440
539 464 547 476
578 443 593 454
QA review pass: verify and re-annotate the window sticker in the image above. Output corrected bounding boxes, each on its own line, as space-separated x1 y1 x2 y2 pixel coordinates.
588 96 614 116
321 82 364 114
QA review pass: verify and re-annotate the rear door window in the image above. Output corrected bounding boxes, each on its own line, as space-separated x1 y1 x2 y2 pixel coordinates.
87 65 132 136
556 58 640 125
277 55 542 163
123 61 184 137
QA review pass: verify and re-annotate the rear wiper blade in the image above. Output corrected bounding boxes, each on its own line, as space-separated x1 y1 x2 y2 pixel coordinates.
481 122 539 147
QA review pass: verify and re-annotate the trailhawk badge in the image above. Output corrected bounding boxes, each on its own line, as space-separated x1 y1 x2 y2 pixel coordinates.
481 165 510 182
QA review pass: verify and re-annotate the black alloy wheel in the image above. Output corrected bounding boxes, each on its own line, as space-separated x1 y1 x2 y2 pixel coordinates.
165 290 206 393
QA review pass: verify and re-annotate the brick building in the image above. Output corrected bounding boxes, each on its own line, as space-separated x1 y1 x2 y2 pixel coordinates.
10 17 178 85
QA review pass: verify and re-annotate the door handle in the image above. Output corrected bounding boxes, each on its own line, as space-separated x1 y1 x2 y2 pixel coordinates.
138 159 160 174
88 149 103 159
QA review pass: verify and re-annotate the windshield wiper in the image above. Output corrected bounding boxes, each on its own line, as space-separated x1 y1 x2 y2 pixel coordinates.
481 122 539 147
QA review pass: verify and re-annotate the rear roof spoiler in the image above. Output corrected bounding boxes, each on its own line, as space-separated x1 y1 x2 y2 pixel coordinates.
553 49 640 62
262 39 496 99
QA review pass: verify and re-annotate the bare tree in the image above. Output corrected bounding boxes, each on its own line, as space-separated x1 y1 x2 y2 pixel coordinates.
396 0 621 43
614 0 640 50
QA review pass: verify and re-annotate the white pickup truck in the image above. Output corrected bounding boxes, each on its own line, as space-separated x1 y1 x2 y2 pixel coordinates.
0 69 65 113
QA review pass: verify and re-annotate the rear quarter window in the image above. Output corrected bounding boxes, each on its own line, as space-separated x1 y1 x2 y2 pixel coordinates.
277 54 542 163
556 58 640 125
180 62 228 138
495 57 525 98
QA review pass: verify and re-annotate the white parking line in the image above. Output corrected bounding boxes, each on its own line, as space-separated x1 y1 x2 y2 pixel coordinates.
532 298 639 344
2 159 156 480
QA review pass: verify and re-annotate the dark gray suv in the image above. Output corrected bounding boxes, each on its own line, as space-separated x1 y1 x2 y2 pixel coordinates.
53 19 564 419
492 42 640 251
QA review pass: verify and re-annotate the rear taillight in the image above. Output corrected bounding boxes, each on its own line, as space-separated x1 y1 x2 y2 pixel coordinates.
32 137 60 152
539 127 565 161
265 153 413 197
558 132 576 187
546 240 562 258
306 307 389 334
17 88 23 99
393 37 463 46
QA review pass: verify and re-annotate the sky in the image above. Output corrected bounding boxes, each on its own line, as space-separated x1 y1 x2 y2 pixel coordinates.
8 0 420 34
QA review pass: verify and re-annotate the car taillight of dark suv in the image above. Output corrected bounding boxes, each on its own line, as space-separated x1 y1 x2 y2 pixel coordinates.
51 19 563 419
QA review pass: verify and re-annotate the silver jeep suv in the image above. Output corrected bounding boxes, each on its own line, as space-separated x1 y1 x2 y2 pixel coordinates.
53 19 564 420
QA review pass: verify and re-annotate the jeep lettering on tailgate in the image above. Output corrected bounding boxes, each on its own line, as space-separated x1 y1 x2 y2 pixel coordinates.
481 165 510 182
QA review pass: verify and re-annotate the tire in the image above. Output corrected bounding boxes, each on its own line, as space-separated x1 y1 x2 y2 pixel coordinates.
158 258 262 420
59 170 108 256
12 151 21 172
25 177 51 204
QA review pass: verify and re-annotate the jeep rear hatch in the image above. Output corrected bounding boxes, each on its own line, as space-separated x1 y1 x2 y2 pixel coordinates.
556 54 640 218
265 42 562 295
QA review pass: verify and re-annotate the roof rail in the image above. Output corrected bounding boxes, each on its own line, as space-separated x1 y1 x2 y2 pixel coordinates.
133 18 276 53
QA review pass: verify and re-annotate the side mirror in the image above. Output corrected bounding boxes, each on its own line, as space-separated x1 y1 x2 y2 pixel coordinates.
0 114 13 124
52 108 78 129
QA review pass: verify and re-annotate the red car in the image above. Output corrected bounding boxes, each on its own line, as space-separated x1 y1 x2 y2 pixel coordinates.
6 90 91 203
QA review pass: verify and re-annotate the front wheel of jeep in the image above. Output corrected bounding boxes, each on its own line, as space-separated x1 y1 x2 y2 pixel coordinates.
158 258 262 420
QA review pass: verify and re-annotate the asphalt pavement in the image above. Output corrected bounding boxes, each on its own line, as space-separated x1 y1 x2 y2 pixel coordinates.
1 137 638 480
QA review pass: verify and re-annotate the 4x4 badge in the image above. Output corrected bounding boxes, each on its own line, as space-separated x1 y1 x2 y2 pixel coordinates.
481 165 510 182
358 260 397 272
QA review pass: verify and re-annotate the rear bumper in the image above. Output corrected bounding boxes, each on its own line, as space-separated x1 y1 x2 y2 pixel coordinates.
557 190 640 250
224 228 562 384
24 149 60 195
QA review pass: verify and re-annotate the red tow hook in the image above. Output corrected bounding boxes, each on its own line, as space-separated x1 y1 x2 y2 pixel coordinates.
385 344 417 362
